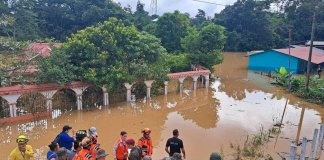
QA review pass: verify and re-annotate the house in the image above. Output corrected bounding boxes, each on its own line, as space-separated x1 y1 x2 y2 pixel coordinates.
306 41 324 50
248 47 324 74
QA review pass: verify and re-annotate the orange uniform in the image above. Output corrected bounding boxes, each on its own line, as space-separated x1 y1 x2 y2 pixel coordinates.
138 137 153 156
113 138 128 160
90 143 100 158
73 148 94 160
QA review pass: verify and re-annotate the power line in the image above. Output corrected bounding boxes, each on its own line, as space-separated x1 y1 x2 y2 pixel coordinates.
192 0 227 6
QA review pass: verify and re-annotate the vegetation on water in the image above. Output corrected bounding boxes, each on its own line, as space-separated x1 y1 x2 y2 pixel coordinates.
229 126 274 160
274 67 324 105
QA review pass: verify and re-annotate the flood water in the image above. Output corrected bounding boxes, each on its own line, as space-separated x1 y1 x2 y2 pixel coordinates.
0 53 323 159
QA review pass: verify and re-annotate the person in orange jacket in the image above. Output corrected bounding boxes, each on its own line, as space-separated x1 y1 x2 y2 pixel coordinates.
73 137 94 160
88 127 100 158
113 131 128 160
137 128 153 157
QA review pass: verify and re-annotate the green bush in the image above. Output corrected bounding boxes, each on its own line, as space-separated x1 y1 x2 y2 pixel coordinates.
292 76 324 104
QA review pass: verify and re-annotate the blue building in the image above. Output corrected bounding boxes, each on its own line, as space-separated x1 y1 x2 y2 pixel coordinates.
248 47 324 74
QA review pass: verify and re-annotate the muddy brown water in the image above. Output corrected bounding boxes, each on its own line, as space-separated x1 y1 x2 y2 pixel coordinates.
0 52 323 160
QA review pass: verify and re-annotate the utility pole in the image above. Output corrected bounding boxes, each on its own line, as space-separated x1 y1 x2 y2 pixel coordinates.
288 29 291 92
305 12 316 91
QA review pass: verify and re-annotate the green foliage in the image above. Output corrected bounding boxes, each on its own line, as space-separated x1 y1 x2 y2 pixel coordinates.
274 67 292 86
291 76 324 104
0 36 28 53
38 18 170 93
164 53 191 73
37 49 76 85
214 0 283 51
181 24 226 70
156 11 190 52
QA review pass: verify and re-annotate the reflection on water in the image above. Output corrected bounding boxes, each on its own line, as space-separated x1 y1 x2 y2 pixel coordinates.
0 53 323 159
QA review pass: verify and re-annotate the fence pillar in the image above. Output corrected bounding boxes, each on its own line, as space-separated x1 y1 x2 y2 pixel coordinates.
164 81 169 95
101 86 109 106
124 83 133 102
204 74 210 88
41 90 57 112
192 76 199 90
300 137 307 160
288 144 297 160
1 94 21 117
76 94 83 110
178 77 186 93
310 128 319 160
72 87 88 110
144 80 154 99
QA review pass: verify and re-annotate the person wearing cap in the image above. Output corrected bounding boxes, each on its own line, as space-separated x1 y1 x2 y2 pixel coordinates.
95 149 108 160
9 135 34 160
88 127 100 158
58 125 75 150
113 131 128 160
137 128 153 157
126 138 142 160
47 142 59 160
73 137 94 160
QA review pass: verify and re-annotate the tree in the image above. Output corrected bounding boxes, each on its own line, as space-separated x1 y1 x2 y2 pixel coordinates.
133 1 152 31
34 0 131 40
191 9 208 28
38 18 169 92
182 23 226 69
214 0 275 51
0 0 41 40
156 11 190 52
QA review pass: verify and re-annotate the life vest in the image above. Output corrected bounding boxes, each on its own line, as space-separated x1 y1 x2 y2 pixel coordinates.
73 148 93 160
115 138 128 160
90 143 100 158
138 137 153 156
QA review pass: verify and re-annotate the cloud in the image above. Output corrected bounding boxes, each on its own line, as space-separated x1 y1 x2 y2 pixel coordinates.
113 0 236 17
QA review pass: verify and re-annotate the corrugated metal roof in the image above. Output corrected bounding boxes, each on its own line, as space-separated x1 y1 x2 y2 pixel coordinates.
274 47 324 64
306 41 324 46
249 47 324 64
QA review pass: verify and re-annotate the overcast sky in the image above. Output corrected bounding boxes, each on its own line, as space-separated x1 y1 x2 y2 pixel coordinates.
113 0 237 17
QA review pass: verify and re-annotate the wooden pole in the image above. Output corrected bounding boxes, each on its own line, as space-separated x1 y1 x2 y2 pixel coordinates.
309 128 319 160
296 107 305 145
305 12 316 91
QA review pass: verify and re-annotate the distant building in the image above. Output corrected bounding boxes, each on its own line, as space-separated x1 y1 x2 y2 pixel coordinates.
306 41 324 50
248 46 324 74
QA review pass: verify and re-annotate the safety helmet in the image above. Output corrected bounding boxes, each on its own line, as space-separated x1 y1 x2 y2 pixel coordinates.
142 128 151 134
16 135 29 144
80 137 92 147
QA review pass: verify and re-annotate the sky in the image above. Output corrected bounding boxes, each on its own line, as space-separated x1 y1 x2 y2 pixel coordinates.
113 0 237 17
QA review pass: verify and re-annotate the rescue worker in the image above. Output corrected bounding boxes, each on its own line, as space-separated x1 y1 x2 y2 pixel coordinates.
88 127 100 158
73 137 94 160
138 128 153 157
113 131 128 160
69 141 81 160
9 135 34 160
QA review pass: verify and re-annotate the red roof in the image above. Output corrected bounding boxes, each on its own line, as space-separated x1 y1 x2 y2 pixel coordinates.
27 43 62 57
274 47 324 64
0 81 88 95
167 70 211 79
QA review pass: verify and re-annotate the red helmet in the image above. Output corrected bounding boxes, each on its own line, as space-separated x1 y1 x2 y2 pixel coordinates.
142 128 151 134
